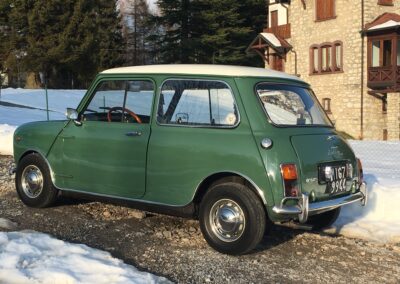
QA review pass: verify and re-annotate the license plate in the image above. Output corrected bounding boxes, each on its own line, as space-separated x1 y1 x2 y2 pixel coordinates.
324 165 347 194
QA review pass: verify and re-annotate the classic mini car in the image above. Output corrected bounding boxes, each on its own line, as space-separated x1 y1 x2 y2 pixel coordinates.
10 65 367 255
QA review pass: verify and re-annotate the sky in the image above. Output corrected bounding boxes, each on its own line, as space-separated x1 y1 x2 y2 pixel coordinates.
147 0 156 11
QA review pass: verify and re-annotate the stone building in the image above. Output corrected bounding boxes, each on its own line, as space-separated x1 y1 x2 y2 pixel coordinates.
248 0 400 140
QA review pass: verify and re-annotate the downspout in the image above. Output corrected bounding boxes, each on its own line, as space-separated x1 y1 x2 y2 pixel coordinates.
360 0 365 140
290 49 298 76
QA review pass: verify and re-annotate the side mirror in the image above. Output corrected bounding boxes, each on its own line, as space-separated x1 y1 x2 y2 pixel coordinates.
66 108 82 126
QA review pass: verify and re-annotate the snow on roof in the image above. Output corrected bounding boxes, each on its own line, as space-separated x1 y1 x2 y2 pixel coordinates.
259 33 282 47
368 19 400 31
101 64 303 82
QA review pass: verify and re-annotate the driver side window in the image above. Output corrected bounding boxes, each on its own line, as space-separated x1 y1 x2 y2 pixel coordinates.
83 80 154 124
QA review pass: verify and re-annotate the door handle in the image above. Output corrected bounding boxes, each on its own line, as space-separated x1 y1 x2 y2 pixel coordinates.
125 131 142 137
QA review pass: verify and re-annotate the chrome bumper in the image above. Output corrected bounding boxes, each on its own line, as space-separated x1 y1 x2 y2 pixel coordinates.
8 164 16 175
272 182 368 223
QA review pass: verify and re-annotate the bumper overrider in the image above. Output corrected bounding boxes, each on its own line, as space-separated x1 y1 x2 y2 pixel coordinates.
272 182 368 223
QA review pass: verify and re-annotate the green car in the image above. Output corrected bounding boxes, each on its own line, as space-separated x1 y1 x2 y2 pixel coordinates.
11 65 367 255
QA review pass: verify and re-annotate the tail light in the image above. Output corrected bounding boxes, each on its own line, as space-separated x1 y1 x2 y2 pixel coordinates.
280 164 300 197
357 158 363 184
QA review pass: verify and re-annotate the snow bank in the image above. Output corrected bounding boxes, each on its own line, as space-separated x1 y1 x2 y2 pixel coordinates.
0 124 16 156
331 141 400 243
0 231 170 284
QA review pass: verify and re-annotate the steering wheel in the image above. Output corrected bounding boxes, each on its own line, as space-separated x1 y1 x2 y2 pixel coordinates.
107 107 142 124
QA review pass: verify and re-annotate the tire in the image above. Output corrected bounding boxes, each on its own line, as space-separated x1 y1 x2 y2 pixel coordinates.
199 182 266 255
15 153 58 208
306 207 341 230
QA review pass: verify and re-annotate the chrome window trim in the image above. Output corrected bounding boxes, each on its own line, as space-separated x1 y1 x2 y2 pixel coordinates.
156 78 241 129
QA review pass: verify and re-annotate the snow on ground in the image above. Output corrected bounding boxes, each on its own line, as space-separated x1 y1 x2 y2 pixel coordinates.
331 141 400 243
0 88 85 114
0 231 170 284
0 88 400 243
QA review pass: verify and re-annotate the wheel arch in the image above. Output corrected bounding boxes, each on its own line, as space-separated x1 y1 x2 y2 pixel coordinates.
18 150 56 183
193 172 268 207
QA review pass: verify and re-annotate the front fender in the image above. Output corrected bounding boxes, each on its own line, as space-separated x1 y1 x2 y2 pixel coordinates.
13 121 67 164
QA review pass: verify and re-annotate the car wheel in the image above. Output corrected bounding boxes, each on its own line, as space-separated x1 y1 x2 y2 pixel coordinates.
306 207 341 230
15 153 58 208
199 182 266 255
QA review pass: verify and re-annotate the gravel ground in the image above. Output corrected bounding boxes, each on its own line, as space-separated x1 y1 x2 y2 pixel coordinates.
1 155 399 283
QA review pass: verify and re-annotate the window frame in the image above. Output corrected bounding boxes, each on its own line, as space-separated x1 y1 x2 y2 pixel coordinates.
310 41 343 75
322 98 332 114
156 78 241 129
315 0 336 22
79 77 156 124
378 0 393 6
368 37 395 68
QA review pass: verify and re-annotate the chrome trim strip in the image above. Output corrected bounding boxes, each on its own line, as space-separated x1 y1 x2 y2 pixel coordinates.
60 187 189 208
22 152 267 207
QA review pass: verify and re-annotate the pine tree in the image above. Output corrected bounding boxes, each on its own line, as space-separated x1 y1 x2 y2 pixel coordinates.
1 0 124 88
151 0 266 66
120 0 152 65
152 0 202 63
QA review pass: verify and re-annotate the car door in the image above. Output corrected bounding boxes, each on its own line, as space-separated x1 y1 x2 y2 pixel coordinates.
56 79 155 199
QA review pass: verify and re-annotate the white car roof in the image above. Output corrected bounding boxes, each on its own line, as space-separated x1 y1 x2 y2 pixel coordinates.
101 64 304 82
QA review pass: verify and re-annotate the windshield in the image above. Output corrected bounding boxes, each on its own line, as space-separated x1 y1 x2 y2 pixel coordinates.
255 83 332 127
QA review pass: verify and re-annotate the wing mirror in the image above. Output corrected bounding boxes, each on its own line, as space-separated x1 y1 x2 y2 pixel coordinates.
66 108 82 126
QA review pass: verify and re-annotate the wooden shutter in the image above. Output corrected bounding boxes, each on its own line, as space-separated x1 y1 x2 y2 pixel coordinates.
316 0 335 21
271 11 278 27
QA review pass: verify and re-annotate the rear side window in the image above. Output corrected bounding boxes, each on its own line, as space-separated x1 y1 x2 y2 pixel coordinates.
157 80 239 127
256 84 332 127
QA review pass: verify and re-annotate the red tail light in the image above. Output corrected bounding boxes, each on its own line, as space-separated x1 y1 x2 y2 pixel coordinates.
280 164 300 197
357 159 363 184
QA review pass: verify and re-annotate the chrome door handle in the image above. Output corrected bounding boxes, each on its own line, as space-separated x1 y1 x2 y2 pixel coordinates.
126 131 142 137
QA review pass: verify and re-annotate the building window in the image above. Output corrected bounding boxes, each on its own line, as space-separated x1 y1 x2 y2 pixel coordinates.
310 41 343 74
322 98 332 113
378 0 393 6
316 0 335 21
370 39 393 68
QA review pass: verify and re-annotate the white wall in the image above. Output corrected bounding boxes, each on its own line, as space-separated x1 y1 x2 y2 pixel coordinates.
269 3 289 27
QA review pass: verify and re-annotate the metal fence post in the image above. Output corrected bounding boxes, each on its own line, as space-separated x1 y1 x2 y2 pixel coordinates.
45 83 49 121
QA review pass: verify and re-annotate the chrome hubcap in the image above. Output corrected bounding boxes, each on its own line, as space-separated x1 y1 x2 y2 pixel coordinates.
21 165 43 198
209 199 245 242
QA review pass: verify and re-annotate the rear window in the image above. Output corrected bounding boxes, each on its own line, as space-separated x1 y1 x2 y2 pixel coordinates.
255 84 332 127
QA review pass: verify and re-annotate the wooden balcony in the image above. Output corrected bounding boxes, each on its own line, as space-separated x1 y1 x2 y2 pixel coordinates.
263 23 291 39
367 66 400 91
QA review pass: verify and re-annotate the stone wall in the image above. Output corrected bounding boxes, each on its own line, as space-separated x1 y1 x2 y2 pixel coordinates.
282 0 400 140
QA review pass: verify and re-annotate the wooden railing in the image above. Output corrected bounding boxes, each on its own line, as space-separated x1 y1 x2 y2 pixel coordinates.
368 66 400 91
264 23 291 39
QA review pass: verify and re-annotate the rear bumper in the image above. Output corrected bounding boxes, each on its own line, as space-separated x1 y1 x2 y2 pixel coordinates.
272 182 367 223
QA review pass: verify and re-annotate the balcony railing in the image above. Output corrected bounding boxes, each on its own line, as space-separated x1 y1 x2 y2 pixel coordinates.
263 23 291 39
367 66 400 91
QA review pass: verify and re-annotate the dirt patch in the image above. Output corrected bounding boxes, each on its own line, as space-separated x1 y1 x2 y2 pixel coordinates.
1 155 399 283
